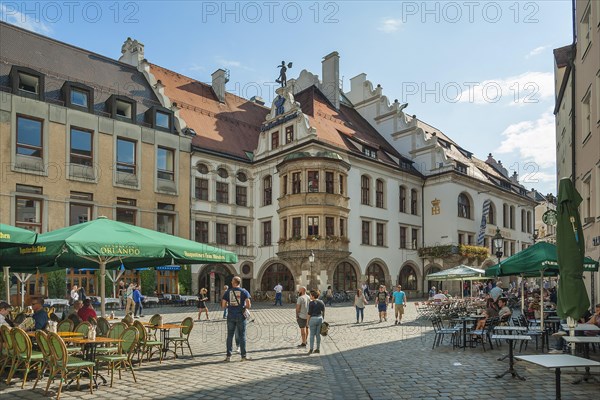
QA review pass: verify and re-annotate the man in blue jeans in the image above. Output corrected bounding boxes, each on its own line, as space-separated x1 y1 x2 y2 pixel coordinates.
222 276 251 361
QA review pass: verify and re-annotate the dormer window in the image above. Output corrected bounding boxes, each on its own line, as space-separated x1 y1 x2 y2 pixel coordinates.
19 73 39 93
145 106 174 133
62 82 94 112
455 162 468 174
156 111 170 129
10 66 45 100
106 95 136 123
362 146 377 159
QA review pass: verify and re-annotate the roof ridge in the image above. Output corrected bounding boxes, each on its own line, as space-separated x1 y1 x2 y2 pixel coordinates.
0 21 139 72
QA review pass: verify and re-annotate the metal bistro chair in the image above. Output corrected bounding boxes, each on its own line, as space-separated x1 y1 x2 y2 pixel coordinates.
96 323 126 356
470 318 495 351
147 314 163 340
96 317 111 337
167 317 194 357
33 330 54 391
431 317 460 349
96 326 139 387
6 327 45 388
46 332 95 399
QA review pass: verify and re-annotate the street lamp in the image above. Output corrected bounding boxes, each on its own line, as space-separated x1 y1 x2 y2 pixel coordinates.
308 251 315 289
492 228 504 265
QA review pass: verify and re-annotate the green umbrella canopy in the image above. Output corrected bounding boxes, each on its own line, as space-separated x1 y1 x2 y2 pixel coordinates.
0 223 37 248
483 241 598 278
1 216 237 272
556 178 589 320
426 265 485 281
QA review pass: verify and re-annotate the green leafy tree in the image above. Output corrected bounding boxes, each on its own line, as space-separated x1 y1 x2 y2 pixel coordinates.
178 265 192 295
139 270 156 296
47 270 67 299
0 271 5 300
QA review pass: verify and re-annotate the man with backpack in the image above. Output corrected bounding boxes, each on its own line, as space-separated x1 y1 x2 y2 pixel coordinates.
222 276 252 362
375 285 389 323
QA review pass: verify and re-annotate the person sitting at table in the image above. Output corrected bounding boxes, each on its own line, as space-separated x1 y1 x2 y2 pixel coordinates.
584 303 600 336
432 290 448 302
77 298 97 322
489 281 504 302
485 298 499 318
30 299 48 330
474 310 489 331
497 298 511 323
0 301 13 327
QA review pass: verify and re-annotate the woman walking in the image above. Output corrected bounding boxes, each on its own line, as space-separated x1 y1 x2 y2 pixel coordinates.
197 288 209 321
307 290 325 354
354 288 368 323
133 284 144 318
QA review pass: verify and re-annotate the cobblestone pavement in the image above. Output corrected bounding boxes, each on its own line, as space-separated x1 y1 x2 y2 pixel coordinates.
1 301 599 399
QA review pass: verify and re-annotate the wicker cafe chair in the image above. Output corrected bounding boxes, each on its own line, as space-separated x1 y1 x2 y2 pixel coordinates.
96 317 110 337
0 325 16 379
96 323 126 356
6 327 45 388
46 332 95 399
57 319 74 333
148 314 163 340
132 320 163 366
167 317 194 357
33 330 54 391
96 326 139 387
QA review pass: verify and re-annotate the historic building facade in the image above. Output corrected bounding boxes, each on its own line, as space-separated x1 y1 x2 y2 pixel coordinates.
554 0 600 304
0 23 192 303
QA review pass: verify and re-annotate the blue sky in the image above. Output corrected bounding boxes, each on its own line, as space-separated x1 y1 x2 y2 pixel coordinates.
1 1 573 194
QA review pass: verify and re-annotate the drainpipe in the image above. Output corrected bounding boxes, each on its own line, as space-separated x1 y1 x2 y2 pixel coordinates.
421 180 426 298
570 0 576 184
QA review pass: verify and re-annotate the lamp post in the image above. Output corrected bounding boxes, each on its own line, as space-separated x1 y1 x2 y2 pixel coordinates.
492 228 504 266
308 251 315 290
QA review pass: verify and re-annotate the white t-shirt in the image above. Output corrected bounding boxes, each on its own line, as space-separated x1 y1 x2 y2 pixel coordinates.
70 290 79 302
296 294 310 319
274 284 283 293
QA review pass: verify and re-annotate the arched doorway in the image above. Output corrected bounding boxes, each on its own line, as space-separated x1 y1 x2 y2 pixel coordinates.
333 262 358 292
198 264 235 303
398 264 418 291
261 263 295 291
366 263 386 291
425 265 442 292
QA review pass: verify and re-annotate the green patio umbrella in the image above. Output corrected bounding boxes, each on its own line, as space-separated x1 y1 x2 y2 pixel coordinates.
426 265 485 298
0 224 37 304
1 217 237 316
556 178 589 321
0 223 37 248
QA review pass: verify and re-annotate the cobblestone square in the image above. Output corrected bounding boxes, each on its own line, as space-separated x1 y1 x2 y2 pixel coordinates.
1 302 598 399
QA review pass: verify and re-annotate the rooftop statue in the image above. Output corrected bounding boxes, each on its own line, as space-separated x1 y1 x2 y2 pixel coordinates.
275 61 293 87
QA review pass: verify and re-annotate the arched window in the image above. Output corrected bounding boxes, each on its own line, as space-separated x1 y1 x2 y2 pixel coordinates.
333 262 357 292
510 205 515 229
527 211 532 233
399 265 417 290
410 189 418 215
521 209 527 232
196 163 209 174
487 202 495 225
399 186 407 213
261 263 294 291
236 171 247 182
458 193 471 219
366 263 385 291
361 176 370 205
376 179 384 208
425 266 441 291
263 175 272 206
503 203 509 227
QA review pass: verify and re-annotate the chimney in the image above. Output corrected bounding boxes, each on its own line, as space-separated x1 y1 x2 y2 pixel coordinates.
321 51 340 109
510 171 519 184
211 69 229 103
119 37 145 67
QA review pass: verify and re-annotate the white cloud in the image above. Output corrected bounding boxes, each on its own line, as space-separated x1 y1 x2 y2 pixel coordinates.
458 71 554 106
215 56 254 71
0 4 52 35
378 18 402 33
187 64 206 72
526 46 548 59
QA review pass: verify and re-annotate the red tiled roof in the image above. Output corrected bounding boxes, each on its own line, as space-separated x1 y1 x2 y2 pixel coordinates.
149 64 269 161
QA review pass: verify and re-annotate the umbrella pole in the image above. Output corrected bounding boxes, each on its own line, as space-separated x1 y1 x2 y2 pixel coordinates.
100 261 106 318
540 270 544 333
521 275 525 316
3 267 9 305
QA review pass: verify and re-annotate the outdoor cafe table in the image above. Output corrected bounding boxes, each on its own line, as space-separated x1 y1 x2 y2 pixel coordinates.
494 326 527 361
154 323 184 359
560 323 600 332
27 331 84 338
515 354 600 400
44 299 70 307
492 330 531 381
561 336 600 384
67 336 124 387
454 317 477 349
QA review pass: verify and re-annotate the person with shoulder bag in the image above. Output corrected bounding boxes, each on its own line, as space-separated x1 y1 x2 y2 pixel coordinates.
354 288 368 323
307 289 325 354
221 276 252 362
